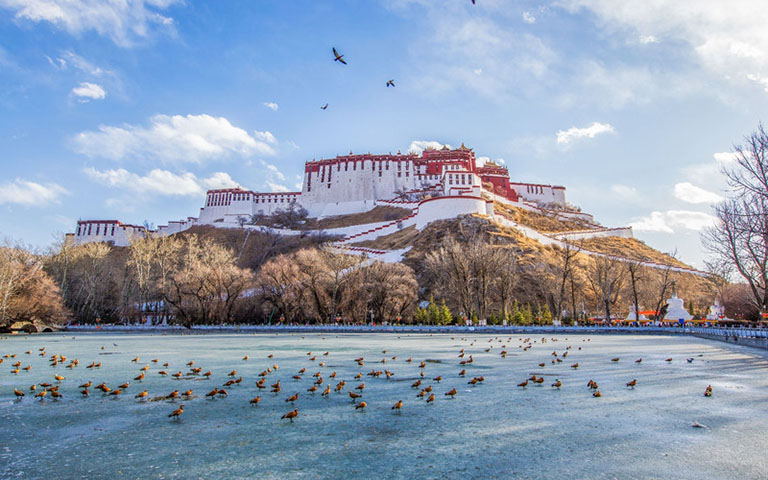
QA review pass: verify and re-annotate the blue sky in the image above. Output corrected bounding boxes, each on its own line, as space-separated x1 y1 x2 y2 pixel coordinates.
1 0 767 267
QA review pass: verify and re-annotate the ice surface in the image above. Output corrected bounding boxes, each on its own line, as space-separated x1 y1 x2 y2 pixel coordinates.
1 333 767 479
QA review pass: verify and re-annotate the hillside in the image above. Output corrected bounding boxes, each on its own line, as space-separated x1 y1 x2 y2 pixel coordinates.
175 225 340 270
350 214 714 315
579 236 689 269
493 201 596 232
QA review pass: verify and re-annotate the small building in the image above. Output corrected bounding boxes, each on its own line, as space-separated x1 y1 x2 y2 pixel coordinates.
73 220 149 247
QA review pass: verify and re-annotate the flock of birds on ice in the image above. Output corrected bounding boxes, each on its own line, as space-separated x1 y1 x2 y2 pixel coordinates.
3 334 714 428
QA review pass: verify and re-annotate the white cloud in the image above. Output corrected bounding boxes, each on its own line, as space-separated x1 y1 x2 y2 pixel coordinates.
610 184 637 199
58 51 106 76
263 102 278 111
406 12 556 100
630 210 717 233
253 130 277 145
713 151 738 164
408 140 452 155
638 35 658 44
673 182 723 204
522 11 536 24
203 172 240 190
71 82 105 101
265 164 285 181
266 181 290 193
556 122 614 145
73 114 276 164
0 0 181 47
558 1 768 95
0 179 68 206
83 168 239 196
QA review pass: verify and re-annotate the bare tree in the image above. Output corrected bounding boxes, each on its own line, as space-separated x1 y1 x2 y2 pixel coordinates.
625 259 647 322
319 246 363 322
359 262 417 323
651 262 675 321
0 245 68 329
587 256 626 321
703 124 768 314
425 237 473 319
493 247 519 320
553 241 581 321
703 197 768 313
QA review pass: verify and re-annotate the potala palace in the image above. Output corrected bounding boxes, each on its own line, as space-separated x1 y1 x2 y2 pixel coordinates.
71 145 633 252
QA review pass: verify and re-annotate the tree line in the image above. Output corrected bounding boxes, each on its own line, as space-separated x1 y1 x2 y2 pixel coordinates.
6 123 768 328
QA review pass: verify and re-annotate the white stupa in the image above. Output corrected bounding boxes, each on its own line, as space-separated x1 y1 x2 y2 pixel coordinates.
706 300 726 321
626 304 648 321
663 295 693 321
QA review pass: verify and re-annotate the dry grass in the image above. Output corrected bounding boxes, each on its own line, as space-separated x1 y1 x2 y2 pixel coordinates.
305 206 411 230
578 236 691 269
175 226 340 270
494 202 595 233
352 225 419 250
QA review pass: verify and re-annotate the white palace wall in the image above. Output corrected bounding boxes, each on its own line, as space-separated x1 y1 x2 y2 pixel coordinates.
415 196 492 230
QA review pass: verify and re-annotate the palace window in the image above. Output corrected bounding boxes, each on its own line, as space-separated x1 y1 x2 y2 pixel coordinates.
77 226 81 235
95 225 100 235
397 172 401 178
328 183 331 188
345 162 348 171
405 171 409 177
386 162 389 170
111 225 115 236
378 171 382 177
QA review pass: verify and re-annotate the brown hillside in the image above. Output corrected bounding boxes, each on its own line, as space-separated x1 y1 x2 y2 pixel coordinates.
175 226 340 270
400 215 715 316
304 206 411 230
352 225 419 250
494 201 596 233
579 237 691 269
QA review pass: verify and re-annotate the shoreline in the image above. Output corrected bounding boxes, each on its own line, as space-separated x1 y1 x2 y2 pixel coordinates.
54 324 768 350
58 323 759 335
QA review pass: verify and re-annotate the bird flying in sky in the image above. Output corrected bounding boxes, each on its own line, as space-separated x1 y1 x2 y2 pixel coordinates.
332 47 347 64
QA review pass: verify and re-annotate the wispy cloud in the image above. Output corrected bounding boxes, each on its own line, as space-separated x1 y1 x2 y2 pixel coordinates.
0 179 68 206
83 168 239 196
263 102 278 111
556 122 614 145
522 11 536 24
266 181 290 193
73 114 277 164
630 210 717 233
673 182 722 204
610 184 637 199
0 0 181 47
558 0 768 96
406 11 556 100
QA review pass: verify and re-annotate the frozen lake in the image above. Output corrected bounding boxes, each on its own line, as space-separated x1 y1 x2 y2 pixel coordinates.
1 332 767 479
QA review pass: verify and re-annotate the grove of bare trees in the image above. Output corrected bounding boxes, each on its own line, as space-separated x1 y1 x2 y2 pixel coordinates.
704 123 768 317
